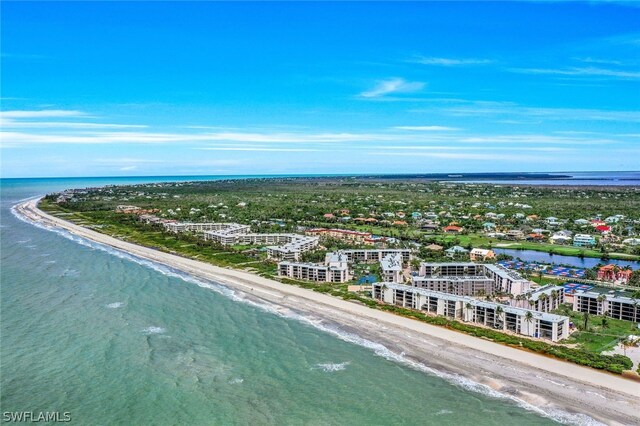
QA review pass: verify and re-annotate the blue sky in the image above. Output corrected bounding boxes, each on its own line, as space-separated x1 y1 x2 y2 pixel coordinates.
1 1 639 178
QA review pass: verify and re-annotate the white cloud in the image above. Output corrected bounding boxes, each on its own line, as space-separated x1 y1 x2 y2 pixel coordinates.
368 152 538 161
574 57 623 66
393 126 460 131
197 147 323 152
413 57 492 66
360 78 425 98
1 120 148 129
0 110 87 118
414 99 640 122
508 66 640 79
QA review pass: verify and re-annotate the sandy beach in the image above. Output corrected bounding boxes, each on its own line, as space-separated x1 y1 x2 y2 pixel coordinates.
16 198 640 425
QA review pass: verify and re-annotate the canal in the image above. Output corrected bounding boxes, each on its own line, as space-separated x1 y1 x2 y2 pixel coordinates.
493 248 640 270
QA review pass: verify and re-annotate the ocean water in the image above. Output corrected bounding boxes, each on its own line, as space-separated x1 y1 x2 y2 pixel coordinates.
1 178 594 425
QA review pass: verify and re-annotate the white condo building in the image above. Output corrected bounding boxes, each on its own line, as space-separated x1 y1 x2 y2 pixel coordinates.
573 291 640 322
516 286 565 312
415 262 531 296
278 251 350 283
340 249 412 264
373 282 569 342
380 253 403 283
199 224 318 261
164 222 244 234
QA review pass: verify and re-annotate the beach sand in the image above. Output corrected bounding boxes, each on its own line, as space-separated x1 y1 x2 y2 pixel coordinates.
17 199 640 425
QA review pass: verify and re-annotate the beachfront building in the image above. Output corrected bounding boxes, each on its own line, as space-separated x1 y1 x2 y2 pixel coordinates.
380 253 403 283
201 224 318 260
164 222 240 234
338 249 412 264
573 234 596 247
516 286 565 312
483 264 532 295
203 223 253 245
278 251 350 283
372 282 570 342
416 262 531 296
573 291 640 322
411 275 494 296
469 248 496 261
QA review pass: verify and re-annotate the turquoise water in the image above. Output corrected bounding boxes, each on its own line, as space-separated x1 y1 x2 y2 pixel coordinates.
2 178 570 425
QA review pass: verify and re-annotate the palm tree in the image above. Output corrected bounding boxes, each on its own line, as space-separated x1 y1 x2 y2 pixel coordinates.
495 306 504 329
596 294 607 315
465 302 474 321
524 311 534 335
582 311 590 331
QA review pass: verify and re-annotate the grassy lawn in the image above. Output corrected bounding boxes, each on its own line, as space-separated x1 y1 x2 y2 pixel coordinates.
554 305 639 353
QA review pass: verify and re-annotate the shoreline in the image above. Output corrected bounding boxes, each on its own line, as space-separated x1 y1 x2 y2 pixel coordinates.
16 198 640 425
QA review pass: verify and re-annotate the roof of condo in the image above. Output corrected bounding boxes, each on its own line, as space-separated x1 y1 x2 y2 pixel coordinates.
380 253 402 271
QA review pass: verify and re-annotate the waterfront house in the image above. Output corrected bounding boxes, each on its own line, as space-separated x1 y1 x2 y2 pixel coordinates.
597 265 633 284
573 234 596 247
469 248 496 261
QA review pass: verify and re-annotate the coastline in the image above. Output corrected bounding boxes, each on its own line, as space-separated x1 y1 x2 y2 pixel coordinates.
16 198 640 425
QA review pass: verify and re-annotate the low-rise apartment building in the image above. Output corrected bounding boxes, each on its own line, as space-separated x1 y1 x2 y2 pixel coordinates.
380 253 403 283
516 286 565 312
372 282 569 342
573 291 640 322
417 262 531 295
339 249 412 264
305 228 374 244
278 250 350 283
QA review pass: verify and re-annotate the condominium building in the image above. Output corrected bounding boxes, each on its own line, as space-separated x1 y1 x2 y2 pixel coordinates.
380 253 403 283
516 286 565 312
483 264 532 295
573 234 596 247
305 228 373 244
203 223 252 245
201 223 318 261
417 262 531 295
573 291 640 322
411 275 494 296
338 249 412 264
372 282 569 342
164 222 238 233
278 250 350 283
265 235 320 261
278 261 349 283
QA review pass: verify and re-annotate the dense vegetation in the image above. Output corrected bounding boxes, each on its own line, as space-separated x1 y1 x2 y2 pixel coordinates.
46 178 640 260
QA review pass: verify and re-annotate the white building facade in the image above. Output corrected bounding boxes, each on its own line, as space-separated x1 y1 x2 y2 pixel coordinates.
372 282 569 342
